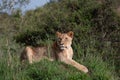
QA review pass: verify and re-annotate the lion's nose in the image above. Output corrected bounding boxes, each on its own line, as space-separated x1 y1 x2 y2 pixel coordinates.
60 43 63 45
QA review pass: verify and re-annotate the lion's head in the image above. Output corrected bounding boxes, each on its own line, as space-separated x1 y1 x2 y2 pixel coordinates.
56 31 74 50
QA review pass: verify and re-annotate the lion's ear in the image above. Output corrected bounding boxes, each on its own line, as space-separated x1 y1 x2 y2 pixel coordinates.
67 31 74 38
56 31 61 37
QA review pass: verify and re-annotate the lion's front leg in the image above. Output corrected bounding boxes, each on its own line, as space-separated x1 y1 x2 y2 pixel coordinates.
62 58 88 73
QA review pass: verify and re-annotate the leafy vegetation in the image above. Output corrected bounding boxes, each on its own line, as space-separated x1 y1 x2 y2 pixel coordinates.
0 0 119 80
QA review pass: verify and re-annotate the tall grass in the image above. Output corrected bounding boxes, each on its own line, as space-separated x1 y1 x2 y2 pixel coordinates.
0 40 119 80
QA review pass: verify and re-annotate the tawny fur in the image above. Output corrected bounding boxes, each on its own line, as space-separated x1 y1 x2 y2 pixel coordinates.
20 31 88 73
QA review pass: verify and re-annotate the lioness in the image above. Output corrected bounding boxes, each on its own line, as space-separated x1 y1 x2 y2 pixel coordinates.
20 31 88 73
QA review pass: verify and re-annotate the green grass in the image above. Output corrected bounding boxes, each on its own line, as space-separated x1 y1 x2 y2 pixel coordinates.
0 44 119 80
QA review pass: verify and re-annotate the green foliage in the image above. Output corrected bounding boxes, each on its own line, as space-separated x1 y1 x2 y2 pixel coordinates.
0 44 118 80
